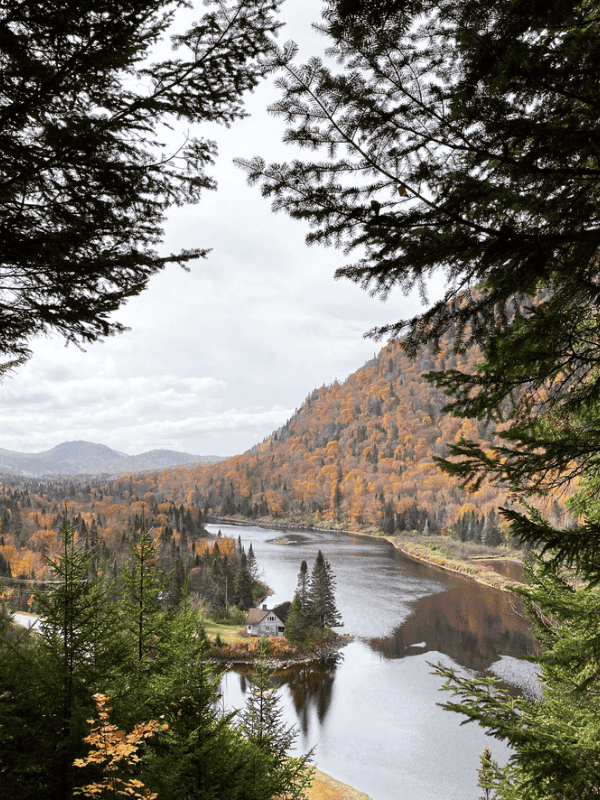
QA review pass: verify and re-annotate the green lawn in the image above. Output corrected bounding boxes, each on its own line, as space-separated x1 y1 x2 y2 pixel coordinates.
203 618 248 646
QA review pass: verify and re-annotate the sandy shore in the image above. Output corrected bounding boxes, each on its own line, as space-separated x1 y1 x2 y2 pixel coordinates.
306 768 374 800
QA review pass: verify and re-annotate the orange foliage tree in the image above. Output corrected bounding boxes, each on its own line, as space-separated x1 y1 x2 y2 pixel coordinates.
73 693 166 799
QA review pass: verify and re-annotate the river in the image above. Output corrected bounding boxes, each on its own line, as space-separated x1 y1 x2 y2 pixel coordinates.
209 523 539 800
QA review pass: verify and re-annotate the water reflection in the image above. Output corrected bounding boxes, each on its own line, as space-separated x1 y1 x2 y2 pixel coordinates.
473 558 527 583
368 574 538 671
225 654 341 737
215 524 537 800
281 656 339 734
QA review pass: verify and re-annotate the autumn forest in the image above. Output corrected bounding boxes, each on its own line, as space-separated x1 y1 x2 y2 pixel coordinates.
1 329 569 612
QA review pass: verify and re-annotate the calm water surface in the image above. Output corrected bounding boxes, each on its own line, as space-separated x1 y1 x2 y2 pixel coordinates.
210 524 538 800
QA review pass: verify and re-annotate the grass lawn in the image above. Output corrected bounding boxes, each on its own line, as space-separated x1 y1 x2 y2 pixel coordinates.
203 618 248 646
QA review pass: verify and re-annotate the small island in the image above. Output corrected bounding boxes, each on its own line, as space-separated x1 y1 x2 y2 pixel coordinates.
206 550 349 668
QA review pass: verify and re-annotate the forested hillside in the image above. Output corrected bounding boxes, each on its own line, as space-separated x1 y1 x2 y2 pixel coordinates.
0 330 569 593
133 332 564 539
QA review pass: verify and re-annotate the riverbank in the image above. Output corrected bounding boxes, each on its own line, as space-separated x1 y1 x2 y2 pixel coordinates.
209 516 525 593
383 536 525 592
209 631 352 669
307 768 374 800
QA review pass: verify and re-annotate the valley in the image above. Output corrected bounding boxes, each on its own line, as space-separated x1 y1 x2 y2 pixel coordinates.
0 335 550 800
0 333 551 599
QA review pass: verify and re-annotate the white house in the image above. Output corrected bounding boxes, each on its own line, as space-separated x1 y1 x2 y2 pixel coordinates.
245 602 290 637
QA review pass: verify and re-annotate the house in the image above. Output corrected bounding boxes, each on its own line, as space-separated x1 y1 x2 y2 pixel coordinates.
245 601 291 637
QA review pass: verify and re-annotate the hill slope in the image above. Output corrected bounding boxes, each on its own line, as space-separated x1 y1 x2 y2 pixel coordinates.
143 335 529 537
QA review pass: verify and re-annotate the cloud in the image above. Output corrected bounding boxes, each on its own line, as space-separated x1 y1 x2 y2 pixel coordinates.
0 0 448 460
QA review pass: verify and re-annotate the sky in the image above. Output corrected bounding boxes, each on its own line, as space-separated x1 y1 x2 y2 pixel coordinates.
1 0 439 459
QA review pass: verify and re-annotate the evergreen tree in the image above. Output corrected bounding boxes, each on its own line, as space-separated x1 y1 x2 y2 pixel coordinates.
477 745 499 800
434 545 600 799
382 500 396 535
120 526 167 671
238 0 600 363
139 600 260 800
295 559 311 620
238 7 600 793
239 639 314 799
233 549 254 611
0 619 61 799
3 526 123 800
0 549 11 577
309 551 342 629
0 0 282 369
284 593 306 643
0 528 316 800
247 542 259 582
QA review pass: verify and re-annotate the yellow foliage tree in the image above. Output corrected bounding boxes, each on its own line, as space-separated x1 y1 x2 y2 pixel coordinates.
73 693 167 799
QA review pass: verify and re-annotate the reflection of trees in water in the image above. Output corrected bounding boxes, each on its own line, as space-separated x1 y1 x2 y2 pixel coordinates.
368 580 538 671
226 654 342 737
278 654 342 736
237 671 248 695
471 559 526 583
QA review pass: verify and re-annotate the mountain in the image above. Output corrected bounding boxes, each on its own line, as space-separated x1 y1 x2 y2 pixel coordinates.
127 334 531 537
0 440 224 477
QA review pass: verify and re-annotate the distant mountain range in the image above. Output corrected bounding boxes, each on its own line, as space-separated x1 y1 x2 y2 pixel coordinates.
0 440 224 477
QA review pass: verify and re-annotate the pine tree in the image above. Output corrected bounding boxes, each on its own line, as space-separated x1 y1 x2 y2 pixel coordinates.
309 551 342 629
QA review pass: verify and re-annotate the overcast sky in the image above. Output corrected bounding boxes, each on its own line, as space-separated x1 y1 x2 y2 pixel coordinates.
1 1 439 459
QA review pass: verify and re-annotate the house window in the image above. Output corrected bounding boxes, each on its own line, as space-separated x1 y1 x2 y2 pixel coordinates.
268 615 276 621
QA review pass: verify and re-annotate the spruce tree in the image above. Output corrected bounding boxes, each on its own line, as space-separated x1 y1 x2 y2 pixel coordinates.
120 526 167 670
239 639 314 799
0 0 282 369
309 550 342 629
5 526 123 800
295 559 311 621
233 549 254 611
139 600 252 800
434 545 600 799
239 2 600 793
238 0 600 362
247 542 259 581
284 593 306 643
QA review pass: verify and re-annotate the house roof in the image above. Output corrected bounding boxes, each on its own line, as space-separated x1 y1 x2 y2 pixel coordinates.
273 601 291 624
245 607 268 625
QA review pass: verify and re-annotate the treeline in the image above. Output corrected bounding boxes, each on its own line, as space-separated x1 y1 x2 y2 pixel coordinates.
188 533 265 617
0 526 311 800
0 477 209 593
